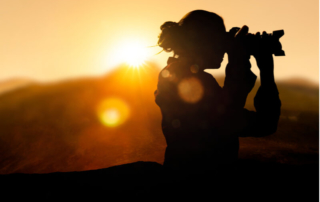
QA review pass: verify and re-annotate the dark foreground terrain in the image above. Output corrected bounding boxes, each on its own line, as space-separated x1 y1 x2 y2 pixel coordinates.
0 64 318 201
0 160 318 201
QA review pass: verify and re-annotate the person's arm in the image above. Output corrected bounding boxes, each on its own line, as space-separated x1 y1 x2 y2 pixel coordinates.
223 25 257 111
237 32 281 137
223 57 256 110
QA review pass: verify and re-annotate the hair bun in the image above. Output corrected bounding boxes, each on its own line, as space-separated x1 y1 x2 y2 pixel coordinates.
158 21 182 53
160 21 178 30
157 11 227 55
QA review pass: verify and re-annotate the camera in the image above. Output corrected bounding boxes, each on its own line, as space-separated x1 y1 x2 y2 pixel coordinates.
228 27 285 56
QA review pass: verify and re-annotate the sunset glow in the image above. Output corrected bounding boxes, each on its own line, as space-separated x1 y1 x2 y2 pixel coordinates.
0 0 317 83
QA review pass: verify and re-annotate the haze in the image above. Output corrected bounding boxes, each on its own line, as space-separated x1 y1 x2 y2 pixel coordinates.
0 0 318 83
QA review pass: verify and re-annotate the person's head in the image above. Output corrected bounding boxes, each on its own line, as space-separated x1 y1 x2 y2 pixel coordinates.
158 10 227 69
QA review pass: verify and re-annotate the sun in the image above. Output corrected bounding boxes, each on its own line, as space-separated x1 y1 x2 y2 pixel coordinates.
121 41 148 67
112 39 150 68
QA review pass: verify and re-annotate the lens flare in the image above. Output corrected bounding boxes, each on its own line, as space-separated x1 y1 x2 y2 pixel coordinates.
178 77 204 104
97 98 130 127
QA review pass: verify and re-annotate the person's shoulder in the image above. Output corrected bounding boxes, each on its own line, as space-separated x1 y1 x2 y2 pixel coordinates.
158 62 178 82
159 57 190 82
199 71 220 87
162 57 185 73
199 71 215 80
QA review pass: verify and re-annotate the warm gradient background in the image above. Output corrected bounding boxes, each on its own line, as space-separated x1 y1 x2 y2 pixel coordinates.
0 0 318 176
0 0 319 83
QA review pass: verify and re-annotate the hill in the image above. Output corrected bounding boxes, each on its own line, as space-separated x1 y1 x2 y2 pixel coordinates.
0 64 317 174
0 78 33 95
0 63 164 173
0 64 318 200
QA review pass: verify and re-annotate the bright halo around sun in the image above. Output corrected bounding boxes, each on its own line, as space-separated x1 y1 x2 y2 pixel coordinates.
111 38 150 68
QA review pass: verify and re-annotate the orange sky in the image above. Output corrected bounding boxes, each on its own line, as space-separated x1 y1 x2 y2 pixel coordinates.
0 0 318 83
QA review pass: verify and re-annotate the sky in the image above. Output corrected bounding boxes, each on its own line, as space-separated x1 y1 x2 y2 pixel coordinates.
0 0 318 83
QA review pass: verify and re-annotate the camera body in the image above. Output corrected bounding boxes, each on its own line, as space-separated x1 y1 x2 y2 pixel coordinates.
228 27 285 56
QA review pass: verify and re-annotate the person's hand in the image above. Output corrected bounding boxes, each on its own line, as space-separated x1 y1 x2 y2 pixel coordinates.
226 25 251 64
252 31 273 56
252 31 274 72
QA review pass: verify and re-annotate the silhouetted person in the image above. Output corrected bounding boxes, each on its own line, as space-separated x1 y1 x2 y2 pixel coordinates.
154 10 281 177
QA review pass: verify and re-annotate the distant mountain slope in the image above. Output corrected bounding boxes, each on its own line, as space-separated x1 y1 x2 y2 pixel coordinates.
0 78 33 95
0 64 318 174
0 64 165 174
